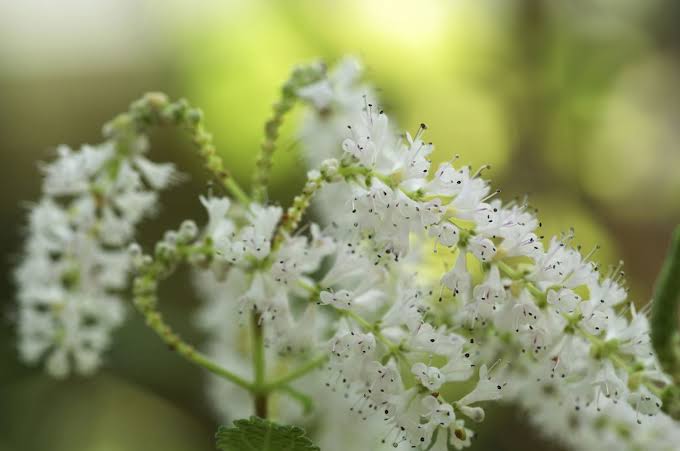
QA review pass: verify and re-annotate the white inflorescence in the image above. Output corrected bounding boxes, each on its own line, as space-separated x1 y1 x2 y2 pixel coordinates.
289 59 680 450
15 138 178 377
15 59 680 451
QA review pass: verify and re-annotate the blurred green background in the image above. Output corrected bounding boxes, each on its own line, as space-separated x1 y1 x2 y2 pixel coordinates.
1 1 679 450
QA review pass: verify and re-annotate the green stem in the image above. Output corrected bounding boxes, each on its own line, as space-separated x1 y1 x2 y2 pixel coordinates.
252 99 294 203
251 64 326 202
223 178 250 206
272 172 326 248
345 309 375 331
344 310 404 358
149 314 252 390
135 296 253 392
496 260 521 279
104 92 250 205
651 226 680 377
279 385 315 414
251 311 268 417
496 260 546 306
132 240 255 392
265 355 328 390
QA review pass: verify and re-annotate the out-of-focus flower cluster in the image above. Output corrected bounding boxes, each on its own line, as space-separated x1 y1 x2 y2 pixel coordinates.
15 137 178 377
15 58 680 451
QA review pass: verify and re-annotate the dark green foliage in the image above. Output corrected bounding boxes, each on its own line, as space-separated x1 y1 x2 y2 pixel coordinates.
216 417 320 451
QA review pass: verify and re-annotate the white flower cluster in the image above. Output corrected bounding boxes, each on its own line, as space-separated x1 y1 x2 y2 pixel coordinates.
14 59 679 451
195 262 400 451
194 195 483 449
196 195 336 352
15 138 178 377
287 59 680 450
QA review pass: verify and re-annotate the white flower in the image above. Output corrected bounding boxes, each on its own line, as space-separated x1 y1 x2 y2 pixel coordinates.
547 288 582 314
448 420 474 450
319 289 353 309
422 395 455 428
381 387 432 447
472 265 505 305
441 252 471 299
530 237 597 288
95 249 131 290
200 195 232 234
589 276 627 307
580 300 611 335
42 144 113 195
457 365 505 406
448 174 490 219
27 199 72 251
382 285 427 333
427 163 487 204
440 351 475 383
342 108 392 167
328 331 377 381
297 79 334 110
608 303 654 359
468 236 497 263
133 155 179 190
503 290 542 333
114 189 158 224
248 203 282 243
628 387 662 420
389 128 433 191
410 323 466 357
592 361 628 405
412 362 444 390
429 221 459 249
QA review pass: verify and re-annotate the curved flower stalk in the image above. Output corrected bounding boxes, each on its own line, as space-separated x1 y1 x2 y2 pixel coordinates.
14 59 680 451
14 92 248 377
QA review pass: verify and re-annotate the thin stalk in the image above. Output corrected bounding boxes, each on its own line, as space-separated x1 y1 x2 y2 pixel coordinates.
136 307 253 391
265 355 328 390
496 260 546 306
132 241 256 392
104 92 250 205
252 101 293 202
279 385 314 414
345 309 375 331
251 64 326 202
272 172 326 248
344 310 404 357
251 311 268 418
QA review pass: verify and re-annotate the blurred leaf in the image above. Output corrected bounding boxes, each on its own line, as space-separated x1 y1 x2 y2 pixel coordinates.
651 226 680 379
216 417 319 451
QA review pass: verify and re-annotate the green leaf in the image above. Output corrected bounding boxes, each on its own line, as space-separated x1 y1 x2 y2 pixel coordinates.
216 416 320 451
651 226 680 376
